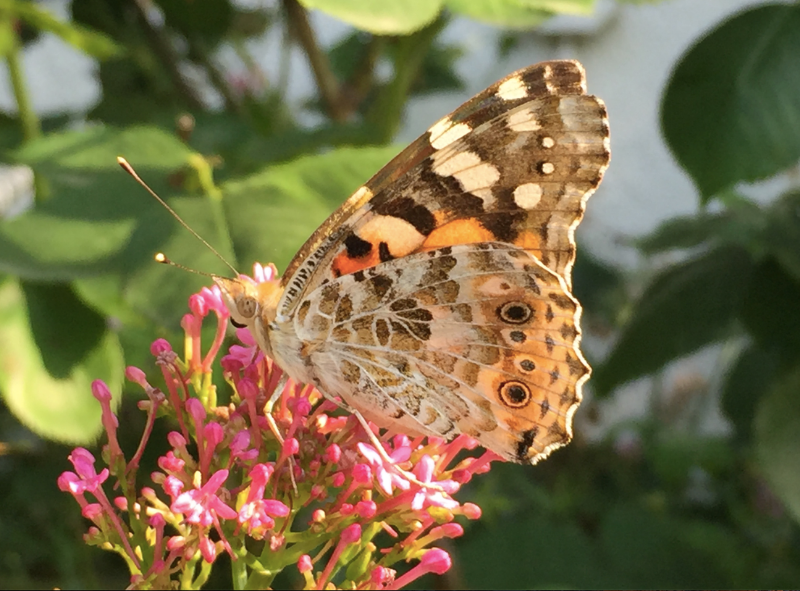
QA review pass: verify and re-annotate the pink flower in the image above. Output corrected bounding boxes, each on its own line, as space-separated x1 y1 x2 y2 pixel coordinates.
171 470 237 526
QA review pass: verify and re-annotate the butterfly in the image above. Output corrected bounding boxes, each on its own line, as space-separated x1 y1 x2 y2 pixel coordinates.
216 60 610 465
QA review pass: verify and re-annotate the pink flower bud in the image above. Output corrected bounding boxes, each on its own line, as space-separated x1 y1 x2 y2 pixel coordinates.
167 431 187 448
189 293 208 317
355 500 377 519
341 523 361 545
461 502 482 519
125 366 148 387
150 339 172 355
298 554 313 574
91 380 112 403
420 548 451 574
324 444 341 464
113 496 128 511
82 503 103 520
352 464 372 484
149 512 166 527
238 377 258 401
282 437 299 456
200 537 217 563
185 398 207 423
312 509 326 523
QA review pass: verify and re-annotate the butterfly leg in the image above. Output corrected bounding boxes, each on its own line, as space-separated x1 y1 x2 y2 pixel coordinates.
264 372 299 495
326 397 446 493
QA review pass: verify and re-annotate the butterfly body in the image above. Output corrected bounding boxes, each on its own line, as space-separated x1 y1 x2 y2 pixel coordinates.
217 60 610 464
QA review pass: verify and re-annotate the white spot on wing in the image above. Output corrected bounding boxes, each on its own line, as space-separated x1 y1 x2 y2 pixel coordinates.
428 117 471 149
513 183 543 210
540 162 555 175
432 151 500 195
497 76 527 101
507 108 541 132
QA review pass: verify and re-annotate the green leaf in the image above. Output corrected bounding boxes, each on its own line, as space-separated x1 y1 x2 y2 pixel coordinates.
445 0 551 28
298 0 443 34
762 190 800 283
221 146 401 273
754 366 800 525
0 126 194 281
739 258 800 361
21 281 106 379
0 279 123 443
156 0 233 46
636 196 762 255
8 0 122 59
514 0 594 15
661 4 800 201
720 342 777 442
593 247 753 396
599 505 730 588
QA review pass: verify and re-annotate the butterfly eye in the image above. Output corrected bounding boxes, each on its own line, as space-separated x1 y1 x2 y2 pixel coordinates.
230 319 246 329
237 296 257 319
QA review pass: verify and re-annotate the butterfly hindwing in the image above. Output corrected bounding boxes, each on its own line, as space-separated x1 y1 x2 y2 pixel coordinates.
291 243 589 463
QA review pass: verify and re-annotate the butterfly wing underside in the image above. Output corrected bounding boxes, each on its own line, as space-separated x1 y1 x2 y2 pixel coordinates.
273 59 609 463
292 243 588 463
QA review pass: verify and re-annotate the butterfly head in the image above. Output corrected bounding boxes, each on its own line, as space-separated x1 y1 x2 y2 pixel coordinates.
214 275 282 358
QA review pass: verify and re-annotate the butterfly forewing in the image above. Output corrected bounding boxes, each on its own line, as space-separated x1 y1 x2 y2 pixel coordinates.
279 60 609 314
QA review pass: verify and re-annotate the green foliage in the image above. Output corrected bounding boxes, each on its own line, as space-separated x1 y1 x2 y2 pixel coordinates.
661 4 800 202
1 0 800 588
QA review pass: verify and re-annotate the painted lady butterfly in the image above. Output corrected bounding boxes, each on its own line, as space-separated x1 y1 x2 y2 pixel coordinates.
216 60 610 465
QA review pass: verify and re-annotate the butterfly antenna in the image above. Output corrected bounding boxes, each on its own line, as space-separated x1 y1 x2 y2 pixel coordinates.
117 156 239 277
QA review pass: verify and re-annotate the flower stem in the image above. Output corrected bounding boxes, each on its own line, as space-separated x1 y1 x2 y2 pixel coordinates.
5 39 39 144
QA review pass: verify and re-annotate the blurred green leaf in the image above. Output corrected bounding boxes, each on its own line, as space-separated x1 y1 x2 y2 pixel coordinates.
298 0 443 34
600 505 730 587
515 0 594 14
8 0 122 59
661 4 800 201
156 0 233 46
636 196 761 255
221 145 400 272
739 258 800 361
762 190 800 283
21 281 106 379
721 342 777 442
755 366 800 525
458 509 600 588
0 279 123 443
0 126 194 281
593 247 753 396
445 0 551 28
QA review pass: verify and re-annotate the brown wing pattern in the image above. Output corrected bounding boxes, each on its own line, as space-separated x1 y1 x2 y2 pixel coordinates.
279 60 609 314
293 243 590 464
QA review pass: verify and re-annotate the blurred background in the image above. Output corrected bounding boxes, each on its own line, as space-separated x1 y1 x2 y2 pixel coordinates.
1 0 800 588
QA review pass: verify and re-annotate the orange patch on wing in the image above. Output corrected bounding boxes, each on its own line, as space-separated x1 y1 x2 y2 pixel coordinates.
421 219 495 249
332 249 382 277
513 229 543 255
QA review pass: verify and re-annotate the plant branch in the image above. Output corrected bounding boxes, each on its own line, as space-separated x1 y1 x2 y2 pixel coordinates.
365 15 447 143
282 0 347 121
5 27 40 143
130 0 205 111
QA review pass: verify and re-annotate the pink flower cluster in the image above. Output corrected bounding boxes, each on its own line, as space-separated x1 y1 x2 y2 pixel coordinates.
59 263 498 589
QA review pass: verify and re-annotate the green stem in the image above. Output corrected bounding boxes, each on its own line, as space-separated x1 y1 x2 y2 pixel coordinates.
365 15 447 143
5 29 40 142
